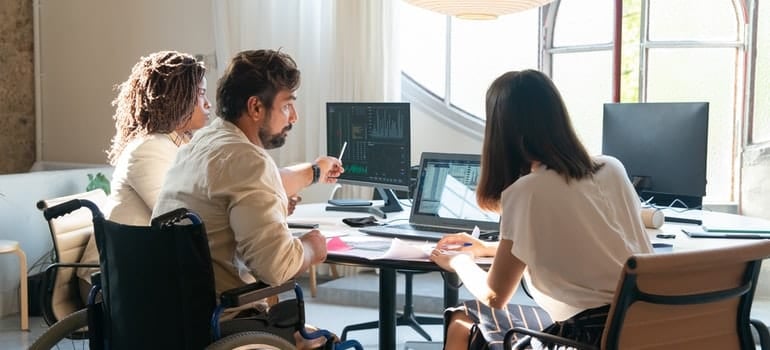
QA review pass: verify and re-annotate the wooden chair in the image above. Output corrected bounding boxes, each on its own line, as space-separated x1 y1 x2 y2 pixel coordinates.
505 240 770 350
0 240 28 330
35 189 108 333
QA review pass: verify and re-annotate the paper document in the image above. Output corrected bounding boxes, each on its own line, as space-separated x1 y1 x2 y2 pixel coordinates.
374 238 433 260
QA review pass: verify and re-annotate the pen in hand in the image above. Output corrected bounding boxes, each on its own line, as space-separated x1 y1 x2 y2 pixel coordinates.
338 141 348 160
441 242 473 250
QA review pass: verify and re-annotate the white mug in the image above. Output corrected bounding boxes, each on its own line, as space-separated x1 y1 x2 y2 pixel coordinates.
641 207 665 229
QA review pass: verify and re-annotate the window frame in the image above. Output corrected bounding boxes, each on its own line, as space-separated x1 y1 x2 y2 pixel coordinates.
400 0 761 205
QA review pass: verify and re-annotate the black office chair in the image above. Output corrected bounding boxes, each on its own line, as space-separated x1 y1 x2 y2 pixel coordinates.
341 270 444 341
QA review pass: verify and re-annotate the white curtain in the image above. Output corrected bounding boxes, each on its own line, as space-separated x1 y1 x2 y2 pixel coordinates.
211 0 401 202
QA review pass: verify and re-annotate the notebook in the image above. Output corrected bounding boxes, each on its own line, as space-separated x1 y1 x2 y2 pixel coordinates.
359 152 500 242
681 226 770 239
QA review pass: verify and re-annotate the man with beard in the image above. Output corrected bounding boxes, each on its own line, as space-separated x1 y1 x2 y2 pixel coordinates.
152 49 343 297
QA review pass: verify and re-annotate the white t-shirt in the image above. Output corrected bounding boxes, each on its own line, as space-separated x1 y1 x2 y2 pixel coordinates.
501 155 653 321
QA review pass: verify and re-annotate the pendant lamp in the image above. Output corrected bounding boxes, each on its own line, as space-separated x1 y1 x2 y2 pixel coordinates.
404 0 555 20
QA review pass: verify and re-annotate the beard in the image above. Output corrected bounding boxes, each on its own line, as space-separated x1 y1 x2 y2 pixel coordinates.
258 116 292 149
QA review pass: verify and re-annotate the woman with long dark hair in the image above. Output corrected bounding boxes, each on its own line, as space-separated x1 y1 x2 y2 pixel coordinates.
431 70 653 350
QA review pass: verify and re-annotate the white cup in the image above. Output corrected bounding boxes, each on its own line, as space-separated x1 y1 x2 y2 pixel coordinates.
641 207 665 229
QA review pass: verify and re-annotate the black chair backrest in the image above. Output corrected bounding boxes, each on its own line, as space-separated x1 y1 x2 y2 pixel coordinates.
93 214 216 350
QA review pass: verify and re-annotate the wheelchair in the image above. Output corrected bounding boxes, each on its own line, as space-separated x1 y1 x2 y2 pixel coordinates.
30 198 362 350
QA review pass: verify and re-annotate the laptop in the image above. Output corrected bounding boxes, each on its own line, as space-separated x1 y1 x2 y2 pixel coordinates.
359 152 500 242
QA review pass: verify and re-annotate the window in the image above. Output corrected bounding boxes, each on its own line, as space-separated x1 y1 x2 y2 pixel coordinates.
642 0 744 203
399 0 751 204
547 0 615 156
753 1 770 144
449 12 539 118
399 1 538 120
400 4 447 98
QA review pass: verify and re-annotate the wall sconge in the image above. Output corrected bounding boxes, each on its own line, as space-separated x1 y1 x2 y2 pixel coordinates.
404 0 555 20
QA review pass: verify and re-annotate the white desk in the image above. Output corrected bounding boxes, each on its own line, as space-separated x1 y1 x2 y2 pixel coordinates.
293 203 770 349
293 202 460 350
649 208 770 300
649 208 770 325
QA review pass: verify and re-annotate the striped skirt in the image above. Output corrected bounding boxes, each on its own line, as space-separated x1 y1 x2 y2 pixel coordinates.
446 302 609 350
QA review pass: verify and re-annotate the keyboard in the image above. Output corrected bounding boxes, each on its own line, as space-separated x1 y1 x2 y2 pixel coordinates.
387 224 452 233
359 225 452 242
360 224 499 242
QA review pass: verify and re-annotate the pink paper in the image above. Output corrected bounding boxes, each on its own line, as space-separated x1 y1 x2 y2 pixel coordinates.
327 236 351 251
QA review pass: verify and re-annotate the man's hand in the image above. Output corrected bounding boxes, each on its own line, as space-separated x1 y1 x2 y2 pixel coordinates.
313 156 344 183
288 195 301 216
298 229 327 265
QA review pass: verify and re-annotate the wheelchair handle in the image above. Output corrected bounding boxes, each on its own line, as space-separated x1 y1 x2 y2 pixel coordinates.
42 199 103 221
151 207 202 227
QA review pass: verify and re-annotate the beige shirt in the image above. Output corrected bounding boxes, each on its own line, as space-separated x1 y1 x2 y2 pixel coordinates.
152 117 304 295
503 155 653 321
77 133 180 282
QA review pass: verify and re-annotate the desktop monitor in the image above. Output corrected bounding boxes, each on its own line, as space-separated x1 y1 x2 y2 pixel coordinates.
602 102 709 209
326 102 411 217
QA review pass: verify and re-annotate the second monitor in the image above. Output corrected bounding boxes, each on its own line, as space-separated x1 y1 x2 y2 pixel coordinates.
602 102 709 209
326 102 411 218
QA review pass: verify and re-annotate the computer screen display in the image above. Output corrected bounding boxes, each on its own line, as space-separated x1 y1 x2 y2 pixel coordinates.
413 153 500 225
602 102 709 208
326 102 411 192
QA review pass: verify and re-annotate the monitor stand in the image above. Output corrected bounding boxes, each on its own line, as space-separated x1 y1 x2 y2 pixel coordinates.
325 187 403 219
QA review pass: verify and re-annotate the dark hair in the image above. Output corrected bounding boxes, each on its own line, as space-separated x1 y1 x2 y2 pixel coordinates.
477 70 603 212
216 49 301 122
107 51 205 165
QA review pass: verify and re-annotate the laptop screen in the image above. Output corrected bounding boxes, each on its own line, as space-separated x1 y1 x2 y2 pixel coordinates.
410 152 500 231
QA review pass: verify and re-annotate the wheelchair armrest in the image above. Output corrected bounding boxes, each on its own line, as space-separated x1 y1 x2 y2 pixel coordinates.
43 262 100 291
503 327 598 350
219 280 296 308
44 262 100 274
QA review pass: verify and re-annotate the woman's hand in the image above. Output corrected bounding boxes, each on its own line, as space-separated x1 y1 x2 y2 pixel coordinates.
430 248 474 272
436 232 494 258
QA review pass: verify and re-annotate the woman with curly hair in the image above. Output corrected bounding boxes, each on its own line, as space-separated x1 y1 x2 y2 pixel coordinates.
103 50 209 224
77 51 210 297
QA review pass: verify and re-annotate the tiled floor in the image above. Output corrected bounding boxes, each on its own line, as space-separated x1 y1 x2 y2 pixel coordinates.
0 273 448 350
5 271 767 349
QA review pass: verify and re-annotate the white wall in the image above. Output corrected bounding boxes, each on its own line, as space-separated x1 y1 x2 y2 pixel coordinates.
0 167 113 317
38 0 216 164
409 104 483 161
741 145 770 219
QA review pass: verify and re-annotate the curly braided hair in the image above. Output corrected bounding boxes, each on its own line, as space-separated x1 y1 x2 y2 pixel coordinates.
107 51 206 165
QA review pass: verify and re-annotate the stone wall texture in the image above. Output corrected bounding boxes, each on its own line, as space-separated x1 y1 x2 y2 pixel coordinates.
0 0 35 174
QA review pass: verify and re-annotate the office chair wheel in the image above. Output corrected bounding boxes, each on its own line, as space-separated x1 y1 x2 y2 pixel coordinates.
206 330 295 350
29 308 89 350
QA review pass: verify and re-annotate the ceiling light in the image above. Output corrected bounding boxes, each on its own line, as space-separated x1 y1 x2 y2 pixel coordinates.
404 0 555 20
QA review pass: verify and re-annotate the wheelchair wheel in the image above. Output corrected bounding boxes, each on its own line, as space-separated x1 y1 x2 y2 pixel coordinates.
206 331 295 350
29 308 89 350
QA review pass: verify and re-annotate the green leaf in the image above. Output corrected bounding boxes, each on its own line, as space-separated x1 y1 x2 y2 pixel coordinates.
86 172 111 195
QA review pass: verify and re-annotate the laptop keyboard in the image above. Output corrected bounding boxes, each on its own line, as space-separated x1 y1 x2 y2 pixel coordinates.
388 224 455 233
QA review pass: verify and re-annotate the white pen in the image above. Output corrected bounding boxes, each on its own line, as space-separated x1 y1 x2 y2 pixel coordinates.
338 141 348 160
